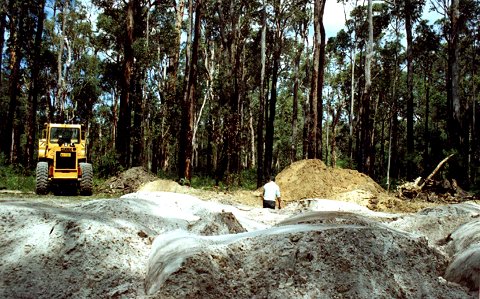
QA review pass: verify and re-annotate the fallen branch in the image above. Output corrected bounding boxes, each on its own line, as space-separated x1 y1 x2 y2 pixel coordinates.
419 154 455 189
397 154 456 199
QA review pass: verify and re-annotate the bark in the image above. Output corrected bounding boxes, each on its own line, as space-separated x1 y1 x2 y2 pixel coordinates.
307 1 320 159
291 34 302 163
131 71 144 167
26 0 46 169
228 47 241 176
473 97 478 183
0 9 5 92
265 47 280 178
256 3 266 187
116 0 135 168
55 0 68 122
330 104 343 168
173 0 185 77
367 94 380 176
405 0 415 180
423 69 431 175
180 0 201 181
386 116 393 192
249 103 255 169
389 17 401 183
193 42 214 163
358 0 373 173
316 0 326 159
132 1 148 167
447 0 466 184
0 11 5 147
302 30 310 159
346 0 358 168
206 112 213 173
349 47 356 168
3 3 24 163
450 0 461 138
181 0 193 107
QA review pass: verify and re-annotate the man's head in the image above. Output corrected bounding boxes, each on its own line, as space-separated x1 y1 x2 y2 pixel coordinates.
270 175 275 182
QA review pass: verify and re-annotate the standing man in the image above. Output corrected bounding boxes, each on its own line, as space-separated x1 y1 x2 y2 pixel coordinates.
262 176 282 209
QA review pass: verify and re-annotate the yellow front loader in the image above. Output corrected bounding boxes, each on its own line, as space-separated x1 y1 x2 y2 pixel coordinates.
36 123 93 195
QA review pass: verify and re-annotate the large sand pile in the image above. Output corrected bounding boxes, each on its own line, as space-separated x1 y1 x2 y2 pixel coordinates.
276 159 385 203
1 193 478 298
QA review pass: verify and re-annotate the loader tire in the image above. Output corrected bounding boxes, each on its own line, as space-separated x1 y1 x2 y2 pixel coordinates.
79 163 93 196
35 162 49 195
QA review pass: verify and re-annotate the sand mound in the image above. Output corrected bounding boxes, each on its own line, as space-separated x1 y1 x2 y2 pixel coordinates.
276 159 385 203
1 193 479 297
139 179 187 193
98 167 158 194
147 219 470 298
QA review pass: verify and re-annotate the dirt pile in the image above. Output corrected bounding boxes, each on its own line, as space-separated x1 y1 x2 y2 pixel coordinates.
138 179 189 193
98 167 158 194
146 212 472 298
276 159 385 203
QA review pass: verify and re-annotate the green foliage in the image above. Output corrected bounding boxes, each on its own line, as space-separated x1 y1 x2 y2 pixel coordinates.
0 159 35 192
94 151 124 179
239 169 258 190
335 158 352 170
189 169 258 191
190 175 217 190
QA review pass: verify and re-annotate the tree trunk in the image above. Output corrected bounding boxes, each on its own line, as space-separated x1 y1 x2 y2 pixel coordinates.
249 101 255 169
3 4 24 163
423 69 431 176
386 116 393 192
180 0 201 182
116 0 135 168
178 0 194 179
131 71 144 167
302 29 310 160
349 46 356 168
291 33 302 163
358 0 373 173
450 0 466 184
473 91 477 184
0 9 5 93
265 47 280 178
330 98 343 168
256 3 266 187
368 94 380 176
344 0 358 169
0 10 5 148
316 0 326 159
307 2 320 159
25 0 46 169
193 41 214 171
55 0 68 122
405 0 414 180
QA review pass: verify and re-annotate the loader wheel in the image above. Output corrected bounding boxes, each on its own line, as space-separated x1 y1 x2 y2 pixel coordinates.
35 162 49 195
79 163 93 196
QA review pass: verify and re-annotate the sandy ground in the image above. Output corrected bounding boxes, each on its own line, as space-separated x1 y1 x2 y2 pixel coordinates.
1 160 479 298
0 193 479 298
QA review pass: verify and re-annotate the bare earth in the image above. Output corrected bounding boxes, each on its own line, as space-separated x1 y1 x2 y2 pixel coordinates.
1 159 479 298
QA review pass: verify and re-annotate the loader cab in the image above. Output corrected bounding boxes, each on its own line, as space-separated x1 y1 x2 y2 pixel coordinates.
49 127 80 145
